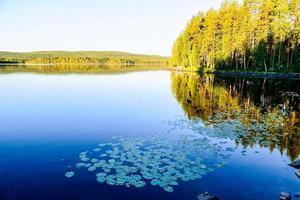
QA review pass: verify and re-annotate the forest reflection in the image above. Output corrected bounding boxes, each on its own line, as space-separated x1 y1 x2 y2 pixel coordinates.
0 64 166 74
171 72 300 160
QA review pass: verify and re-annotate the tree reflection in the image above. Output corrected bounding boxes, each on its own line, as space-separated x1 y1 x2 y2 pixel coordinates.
0 64 166 74
171 72 300 160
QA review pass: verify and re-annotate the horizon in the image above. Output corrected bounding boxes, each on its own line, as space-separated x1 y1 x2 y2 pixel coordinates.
0 50 170 57
0 0 223 57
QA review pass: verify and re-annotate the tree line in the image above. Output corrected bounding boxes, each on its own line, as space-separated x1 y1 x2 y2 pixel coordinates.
0 51 169 66
21 57 168 66
171 0 300 72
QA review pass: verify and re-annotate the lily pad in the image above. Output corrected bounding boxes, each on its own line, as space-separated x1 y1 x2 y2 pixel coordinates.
65 171 75 178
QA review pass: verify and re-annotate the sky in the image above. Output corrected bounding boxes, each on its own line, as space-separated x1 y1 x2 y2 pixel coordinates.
0 0 224 56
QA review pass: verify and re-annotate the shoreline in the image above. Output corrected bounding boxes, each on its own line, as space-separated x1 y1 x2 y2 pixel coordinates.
172 67 300 79
1 64 300 79
0 63 169 67
211 70 300 79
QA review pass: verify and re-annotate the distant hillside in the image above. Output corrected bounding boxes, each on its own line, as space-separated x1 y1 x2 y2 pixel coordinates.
0 51 169 65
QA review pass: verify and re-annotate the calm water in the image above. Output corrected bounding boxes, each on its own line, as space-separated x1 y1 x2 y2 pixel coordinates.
0 66 299 200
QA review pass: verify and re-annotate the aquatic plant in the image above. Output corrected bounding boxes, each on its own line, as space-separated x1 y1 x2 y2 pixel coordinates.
65 171 75 178
66 133 230 192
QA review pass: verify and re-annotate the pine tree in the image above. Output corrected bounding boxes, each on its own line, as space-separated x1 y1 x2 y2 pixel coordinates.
171 0 300 72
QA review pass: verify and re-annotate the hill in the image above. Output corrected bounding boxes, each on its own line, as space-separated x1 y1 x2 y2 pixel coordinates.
0 51 169 66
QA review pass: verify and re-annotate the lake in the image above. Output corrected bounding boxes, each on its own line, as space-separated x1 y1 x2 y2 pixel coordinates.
0 66 299 200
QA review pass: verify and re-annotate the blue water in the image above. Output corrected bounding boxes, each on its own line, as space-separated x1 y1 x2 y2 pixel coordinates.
0 70 299 200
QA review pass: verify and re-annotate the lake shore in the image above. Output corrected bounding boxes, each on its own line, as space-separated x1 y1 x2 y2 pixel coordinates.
2 64 300 79
211 70 300 79
172 67 300 79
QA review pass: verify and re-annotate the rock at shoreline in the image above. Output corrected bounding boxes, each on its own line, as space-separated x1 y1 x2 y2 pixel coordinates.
279 192 292 200
289 159 300 169
197 192 220 200
295 170 300 179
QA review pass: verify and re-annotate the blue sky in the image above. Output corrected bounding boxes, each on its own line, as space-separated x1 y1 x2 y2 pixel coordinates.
0 0 223 56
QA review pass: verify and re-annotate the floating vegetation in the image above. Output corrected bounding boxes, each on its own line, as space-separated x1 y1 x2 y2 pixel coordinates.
93 148 101 152
65 171 75 178
65 99 296 192
166 111 292 156
66 133 231 192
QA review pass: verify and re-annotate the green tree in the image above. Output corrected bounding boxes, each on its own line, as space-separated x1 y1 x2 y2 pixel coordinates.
171 0 300 72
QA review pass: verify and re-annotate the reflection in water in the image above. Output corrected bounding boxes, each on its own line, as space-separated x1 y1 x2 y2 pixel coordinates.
171 72 300 161
0 64 166 74
1 68 299 199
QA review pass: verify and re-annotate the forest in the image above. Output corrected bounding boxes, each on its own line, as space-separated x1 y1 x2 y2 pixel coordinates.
0 51 169 66
171 0 300 72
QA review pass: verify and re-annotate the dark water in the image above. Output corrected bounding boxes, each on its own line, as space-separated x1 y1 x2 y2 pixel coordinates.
0 66 299 200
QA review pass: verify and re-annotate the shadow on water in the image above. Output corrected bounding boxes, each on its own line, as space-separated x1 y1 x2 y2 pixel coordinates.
171 71 300 161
